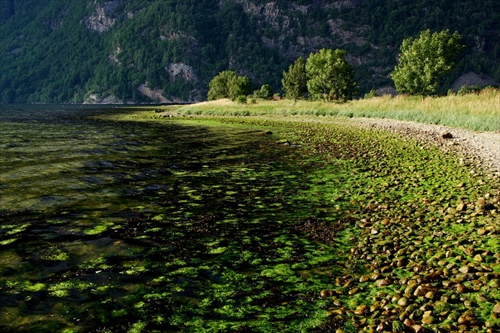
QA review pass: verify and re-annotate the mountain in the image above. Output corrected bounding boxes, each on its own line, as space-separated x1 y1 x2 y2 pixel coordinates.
1 0 499 104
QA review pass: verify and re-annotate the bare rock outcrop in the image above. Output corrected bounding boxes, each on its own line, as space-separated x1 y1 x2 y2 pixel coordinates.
166 63 198 82
83 93 124 104
84 0 119 33
137 84 170 104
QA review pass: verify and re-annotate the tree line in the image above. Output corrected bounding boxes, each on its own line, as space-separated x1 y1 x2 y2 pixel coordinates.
208 29 468 102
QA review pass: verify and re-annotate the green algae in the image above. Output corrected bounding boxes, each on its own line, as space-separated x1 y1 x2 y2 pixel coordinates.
0 107 499 332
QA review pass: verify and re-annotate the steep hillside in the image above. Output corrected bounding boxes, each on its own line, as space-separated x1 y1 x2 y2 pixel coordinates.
0 0 498 103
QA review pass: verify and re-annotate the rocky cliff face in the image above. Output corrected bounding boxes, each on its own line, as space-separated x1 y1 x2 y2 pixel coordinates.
84 0 119 33
230 0 367 58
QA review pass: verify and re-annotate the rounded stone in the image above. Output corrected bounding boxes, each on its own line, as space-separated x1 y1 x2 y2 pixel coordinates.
321 290 333 297
397 297 409 307
348 287 359 295
375 279 389 287
459 266 470 274
464 299 473 307
359 275 370 283
412 324 425 333
456 284 467 293
353 305 367 315
437 260 447 266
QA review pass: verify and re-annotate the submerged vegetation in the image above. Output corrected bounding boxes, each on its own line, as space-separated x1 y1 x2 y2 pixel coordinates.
1 105 499 332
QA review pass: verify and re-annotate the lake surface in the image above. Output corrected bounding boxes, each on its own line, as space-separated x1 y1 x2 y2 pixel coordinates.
0 106 340 332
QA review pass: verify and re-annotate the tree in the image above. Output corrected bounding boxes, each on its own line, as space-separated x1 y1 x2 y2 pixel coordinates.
207 70 237 100
228 75 252 100
207 70 252 101
306 49 357 102
281 57 307 102
254 84 274 99
391 29 465 96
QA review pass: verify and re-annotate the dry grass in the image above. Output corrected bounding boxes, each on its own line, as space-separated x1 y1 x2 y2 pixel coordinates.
162 88 500 132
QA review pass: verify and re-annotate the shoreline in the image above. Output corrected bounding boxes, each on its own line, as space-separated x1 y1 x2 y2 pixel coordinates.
344 117 500 178
157 109 500 178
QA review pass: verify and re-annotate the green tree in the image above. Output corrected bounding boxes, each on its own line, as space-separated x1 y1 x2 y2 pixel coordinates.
207 70 237 100
207 70 252 101
391 29 465 96
228 75 252 100
306 49 357 102
255 84 274 99
281 57 307 102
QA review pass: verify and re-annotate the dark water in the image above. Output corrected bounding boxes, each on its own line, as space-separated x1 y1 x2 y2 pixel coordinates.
0 106 340 332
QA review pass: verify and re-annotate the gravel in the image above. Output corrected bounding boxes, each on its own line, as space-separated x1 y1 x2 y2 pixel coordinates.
347 117 500 178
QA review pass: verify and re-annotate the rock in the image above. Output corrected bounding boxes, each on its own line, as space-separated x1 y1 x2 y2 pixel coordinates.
447 207 457 215
397 297 409 307
421 315 434 324
473 254 483 262
376 322 386 331
456 283 467 293
456 201 467 211
412 324 425 332
375 279 389 287
476 197 486 211
413 285 434 297
276 139 291 145
359 275 370 283
403 318 415 327
424 291 435 299
354 305 367 315
493 302 500 314
459 266 471 274
442 280 452 288
320 290 333 297
166 63 198 82
477 228 487 235
328 308 345 316
348 287 359 295
84 0 118 33
464 299 474 307
457 311 475 325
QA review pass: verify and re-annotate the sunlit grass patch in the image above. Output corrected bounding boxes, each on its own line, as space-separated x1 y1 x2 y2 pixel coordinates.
161 88 500 131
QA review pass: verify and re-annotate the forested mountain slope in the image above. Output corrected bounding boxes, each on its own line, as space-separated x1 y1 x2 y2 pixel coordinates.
0 0 498 103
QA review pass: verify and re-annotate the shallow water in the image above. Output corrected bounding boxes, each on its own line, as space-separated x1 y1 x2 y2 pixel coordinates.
0 106 339 332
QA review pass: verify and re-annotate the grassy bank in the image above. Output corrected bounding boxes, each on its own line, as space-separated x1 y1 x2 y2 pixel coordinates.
159 88 500 132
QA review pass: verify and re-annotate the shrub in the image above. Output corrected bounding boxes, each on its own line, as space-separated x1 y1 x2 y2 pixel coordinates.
255 84 274 99
457 85 482 95
364 89 379 99
234 95 247 104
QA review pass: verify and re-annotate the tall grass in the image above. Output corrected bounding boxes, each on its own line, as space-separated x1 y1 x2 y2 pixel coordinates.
164 88 500 132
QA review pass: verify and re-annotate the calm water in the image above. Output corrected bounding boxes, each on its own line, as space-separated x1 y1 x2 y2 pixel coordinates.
0 106 339 332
